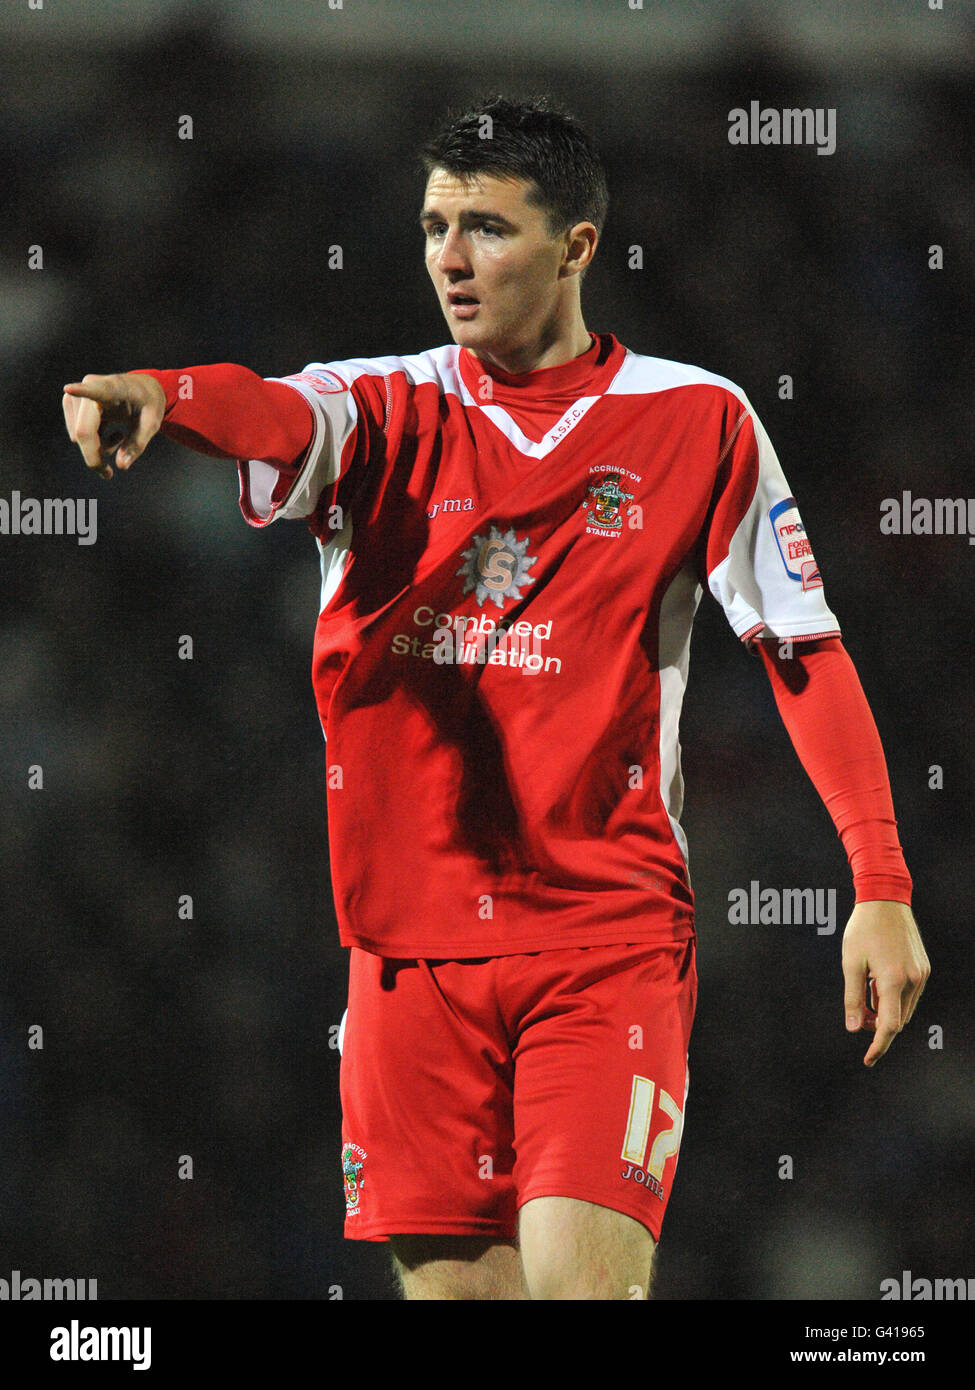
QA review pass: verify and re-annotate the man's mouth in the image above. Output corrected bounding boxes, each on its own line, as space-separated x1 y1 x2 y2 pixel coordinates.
447 289 480 318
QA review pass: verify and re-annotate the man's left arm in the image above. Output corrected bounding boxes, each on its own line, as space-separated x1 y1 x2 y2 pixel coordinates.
752 636 931 1067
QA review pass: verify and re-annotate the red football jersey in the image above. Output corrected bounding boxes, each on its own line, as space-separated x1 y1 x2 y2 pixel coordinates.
238 332 840 957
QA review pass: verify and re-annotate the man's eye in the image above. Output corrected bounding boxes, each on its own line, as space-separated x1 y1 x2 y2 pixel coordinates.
424 222 501 238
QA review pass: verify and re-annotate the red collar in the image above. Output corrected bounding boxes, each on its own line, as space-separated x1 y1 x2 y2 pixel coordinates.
458 333 624 400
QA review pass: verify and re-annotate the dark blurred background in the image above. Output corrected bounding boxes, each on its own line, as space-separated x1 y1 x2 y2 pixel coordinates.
0 0 971 1302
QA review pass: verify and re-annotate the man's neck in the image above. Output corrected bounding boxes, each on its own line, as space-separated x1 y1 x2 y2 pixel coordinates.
470 320 593 377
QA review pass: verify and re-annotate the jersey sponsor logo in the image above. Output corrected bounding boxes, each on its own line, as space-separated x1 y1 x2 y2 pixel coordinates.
342 1143 367 1215
582 471 634 537
287 369 347 395
457 524 537 610
390 608 564 675
769 496 823 589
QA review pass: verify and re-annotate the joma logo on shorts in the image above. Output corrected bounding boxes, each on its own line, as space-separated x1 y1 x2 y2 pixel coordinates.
620 1163 665 1200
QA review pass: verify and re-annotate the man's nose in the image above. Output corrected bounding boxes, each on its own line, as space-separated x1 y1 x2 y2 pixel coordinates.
437 229 470 275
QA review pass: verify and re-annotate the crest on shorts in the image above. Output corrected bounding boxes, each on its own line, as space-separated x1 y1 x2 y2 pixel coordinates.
342 1142 367 1214
583 472 634 534
457 525 537 610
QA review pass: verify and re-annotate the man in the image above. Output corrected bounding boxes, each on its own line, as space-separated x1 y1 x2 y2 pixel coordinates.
63 96 929 1300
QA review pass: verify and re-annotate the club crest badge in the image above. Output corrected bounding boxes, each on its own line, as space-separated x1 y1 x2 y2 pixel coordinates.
583 472 634 536
457 525 537 610
342 1143 367 1214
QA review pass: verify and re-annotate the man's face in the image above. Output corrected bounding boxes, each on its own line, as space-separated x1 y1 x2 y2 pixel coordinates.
420 168 572 364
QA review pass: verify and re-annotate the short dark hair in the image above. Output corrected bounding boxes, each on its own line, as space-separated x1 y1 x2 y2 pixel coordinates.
419 95 609 239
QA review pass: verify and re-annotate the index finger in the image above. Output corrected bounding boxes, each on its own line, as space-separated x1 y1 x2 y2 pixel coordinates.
62 375 125 407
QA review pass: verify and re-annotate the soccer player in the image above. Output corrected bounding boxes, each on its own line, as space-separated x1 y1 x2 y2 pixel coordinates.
63 96 929 1301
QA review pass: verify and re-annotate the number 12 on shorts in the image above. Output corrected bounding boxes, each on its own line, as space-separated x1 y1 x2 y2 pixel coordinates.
620 1075 683 1182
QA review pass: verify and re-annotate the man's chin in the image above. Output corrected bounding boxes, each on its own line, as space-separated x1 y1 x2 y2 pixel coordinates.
446 314 483 341
444 313 503 354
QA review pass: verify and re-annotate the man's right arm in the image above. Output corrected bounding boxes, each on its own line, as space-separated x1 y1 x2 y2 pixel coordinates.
62 365 314 481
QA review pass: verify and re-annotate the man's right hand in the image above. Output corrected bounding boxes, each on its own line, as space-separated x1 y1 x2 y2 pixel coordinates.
62 372 167 480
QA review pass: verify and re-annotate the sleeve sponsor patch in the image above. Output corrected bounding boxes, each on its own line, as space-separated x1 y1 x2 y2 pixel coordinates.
769 496 823 590
286 369 348 395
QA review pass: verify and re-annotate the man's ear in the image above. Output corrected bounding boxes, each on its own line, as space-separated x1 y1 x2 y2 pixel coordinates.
560 221 598 278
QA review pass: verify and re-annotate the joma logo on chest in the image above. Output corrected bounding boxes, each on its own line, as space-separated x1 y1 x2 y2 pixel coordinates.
428 496 475 519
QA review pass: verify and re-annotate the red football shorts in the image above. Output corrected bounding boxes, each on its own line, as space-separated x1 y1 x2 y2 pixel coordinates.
339 938 697 1243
